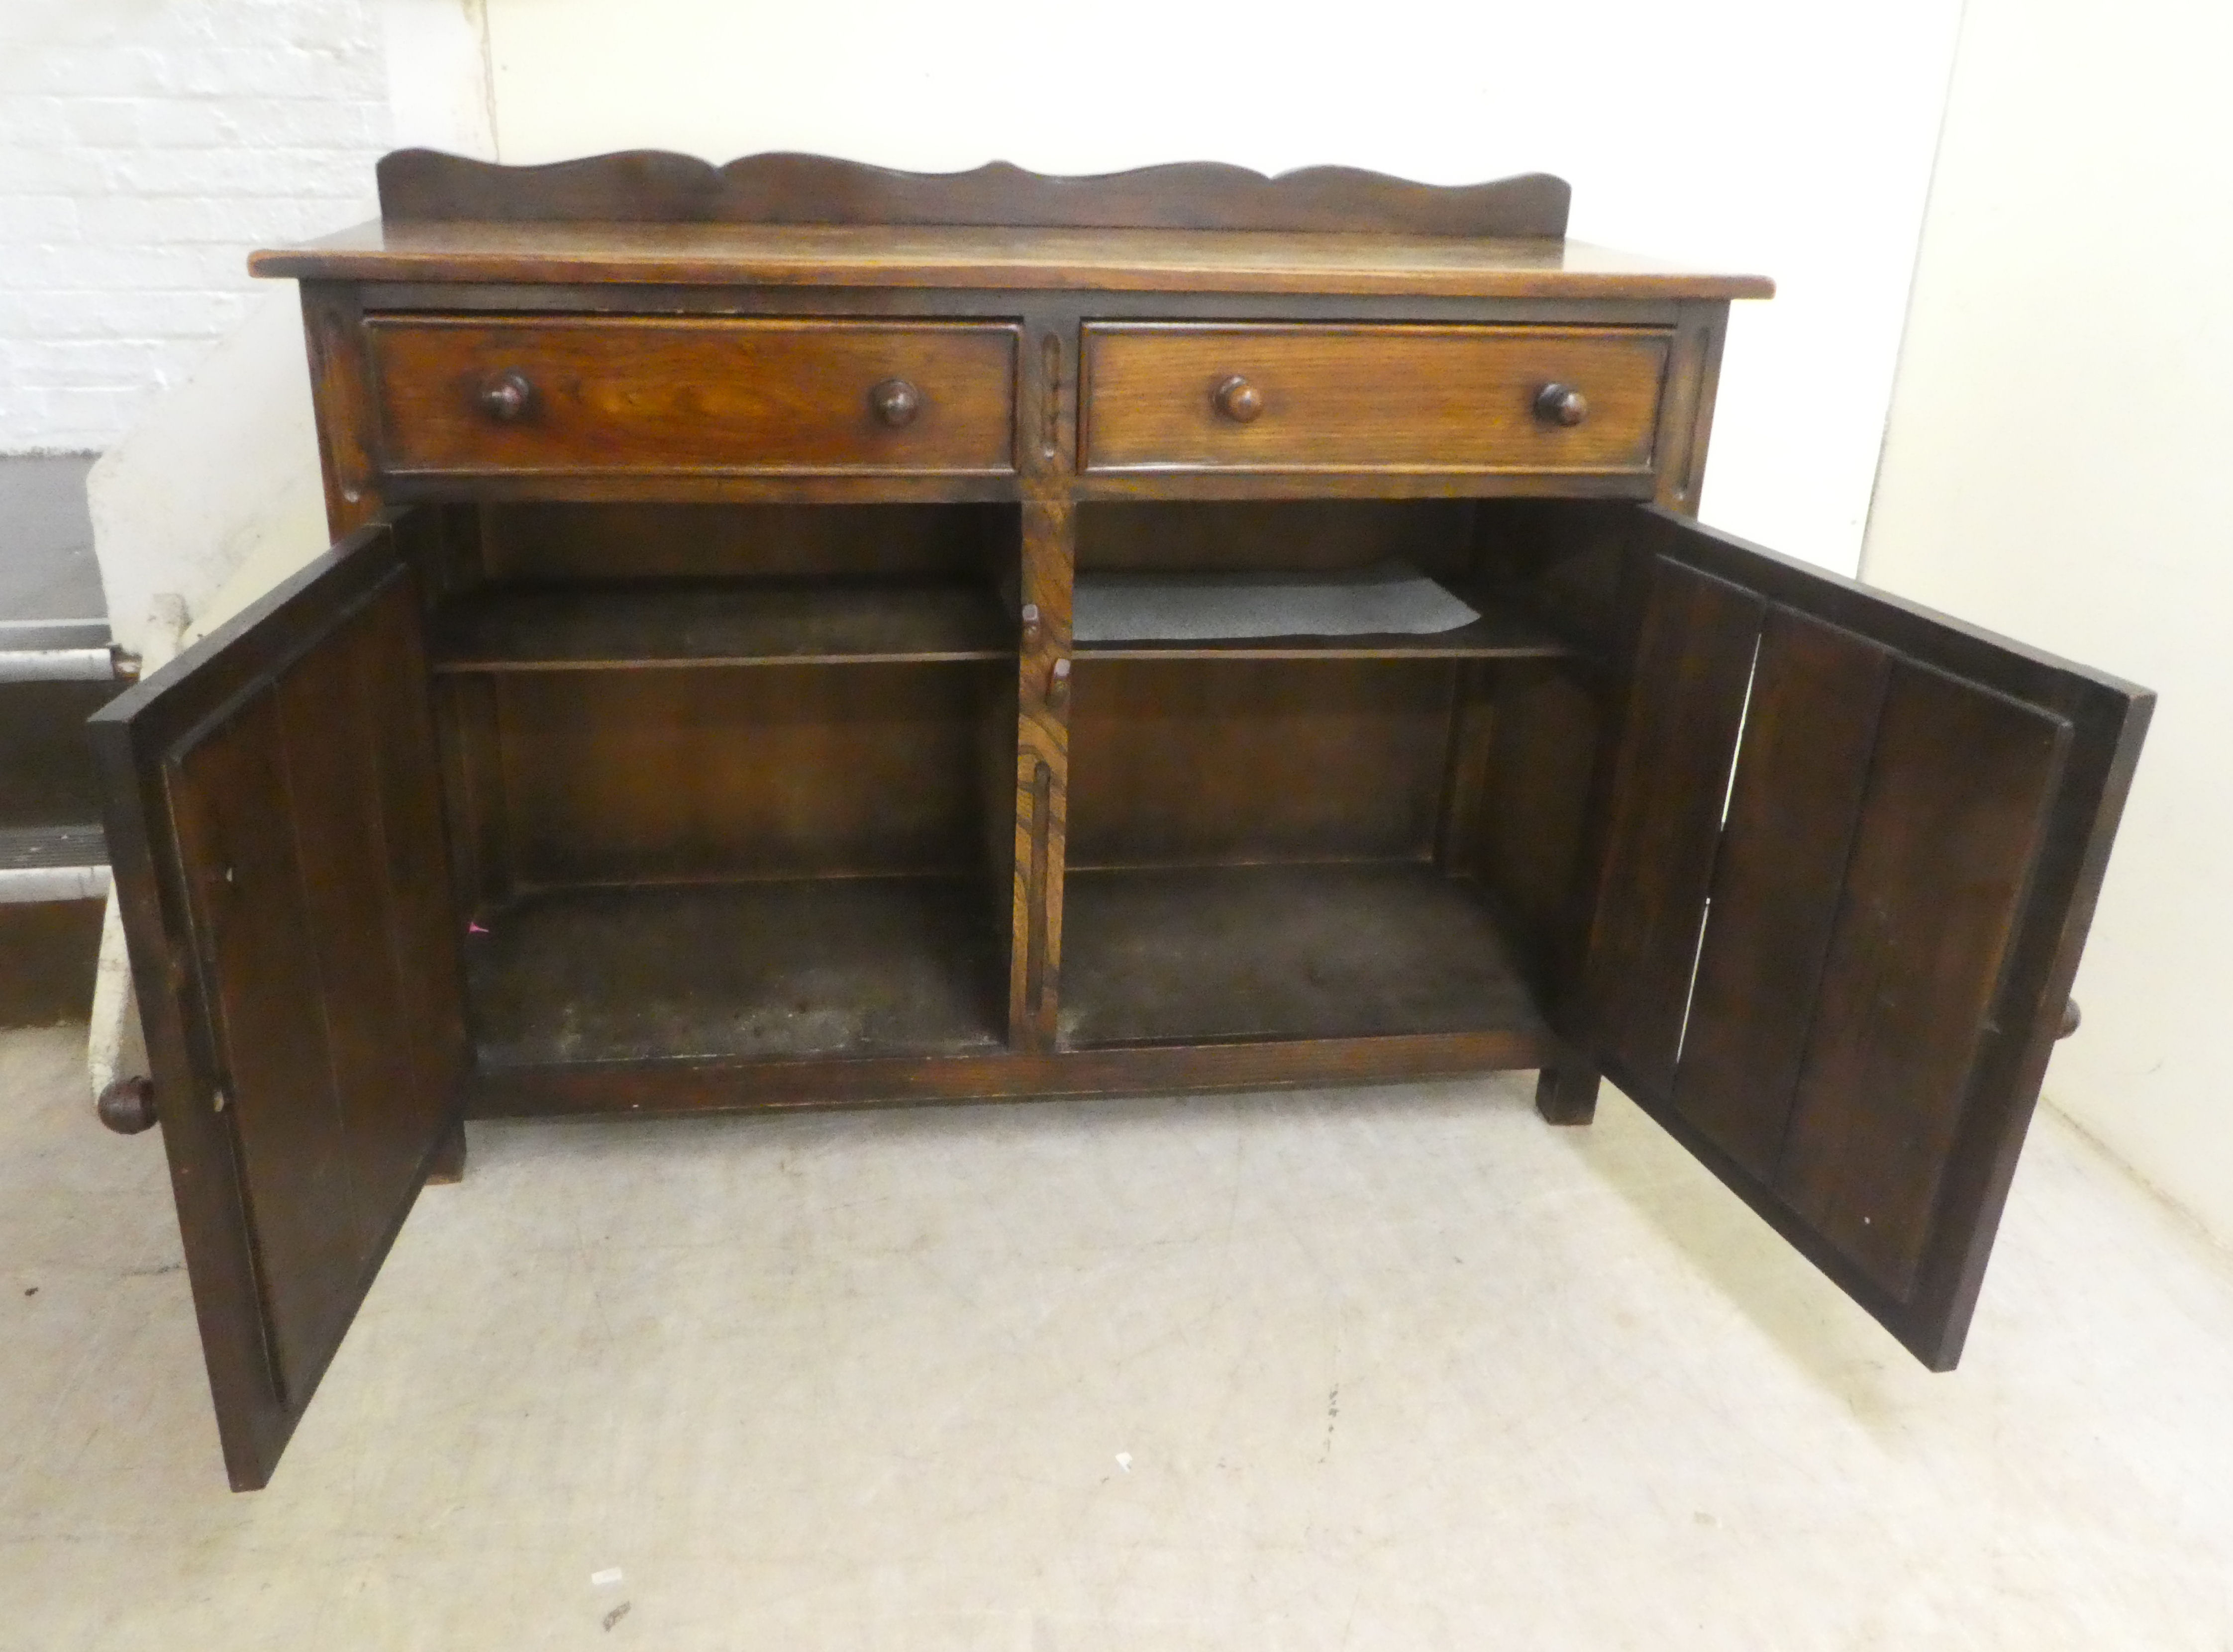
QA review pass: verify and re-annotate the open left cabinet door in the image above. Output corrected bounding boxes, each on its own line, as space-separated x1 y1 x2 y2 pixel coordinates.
92 517 466 1488
1578 505 2150 1369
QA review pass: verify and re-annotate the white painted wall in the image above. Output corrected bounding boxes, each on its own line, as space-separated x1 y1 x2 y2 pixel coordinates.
0 0 392 453
1864 0 2233 1243
482 0 1965 574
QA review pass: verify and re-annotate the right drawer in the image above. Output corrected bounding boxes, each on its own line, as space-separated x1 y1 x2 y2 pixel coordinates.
1080 323 1670 477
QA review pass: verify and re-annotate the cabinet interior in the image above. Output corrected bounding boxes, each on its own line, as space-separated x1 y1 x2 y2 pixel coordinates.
413 496 1605 1071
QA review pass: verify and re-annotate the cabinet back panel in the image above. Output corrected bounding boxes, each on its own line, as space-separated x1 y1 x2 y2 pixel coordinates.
1076 499 1475 576
1470 662 1602 977
1066 658 1452 867
478 501 1013 583
492 662 997 885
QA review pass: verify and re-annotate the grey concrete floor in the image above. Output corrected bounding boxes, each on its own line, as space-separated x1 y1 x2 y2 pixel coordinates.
0 454 103 628
4 1020 2232 1647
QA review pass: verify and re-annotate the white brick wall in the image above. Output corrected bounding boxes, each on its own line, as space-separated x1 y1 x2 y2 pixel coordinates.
0 0 392 453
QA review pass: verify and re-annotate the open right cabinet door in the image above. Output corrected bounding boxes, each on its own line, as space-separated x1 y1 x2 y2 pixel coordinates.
1578 505 2151 1369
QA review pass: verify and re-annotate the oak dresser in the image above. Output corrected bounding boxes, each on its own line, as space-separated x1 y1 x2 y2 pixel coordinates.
90 152 2150 1488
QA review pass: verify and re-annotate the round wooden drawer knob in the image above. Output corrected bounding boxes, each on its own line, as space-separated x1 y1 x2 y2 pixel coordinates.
98 1076 157 1135
1213 375 1265 423
870 379 921 427
477 370 535 421
1534 383 1590 427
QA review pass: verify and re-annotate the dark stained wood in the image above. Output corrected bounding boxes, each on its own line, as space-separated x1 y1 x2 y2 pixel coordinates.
469 877 1006 1068
1773 664 2068 1302
1081 323 1668 475
1071 468 1662 506
466 1028 1557 1118
106 144 2151 1499
1580 559 1764 1097
367 317 1019 480
1534 1061 1601 1126
489 662 1003 885
425 1118 467 1185
96 1074 159 1134
1652 301 1732 516
428 579 1012 671
251 220 1775 302
1078 497 1477 577
1470 661 1603 979
376 149 1575 237
1577 505 2151 1368
1008 499 1073 1050
90 520 465 1489
431 672 510 907
299 283 382 535
1066 658 1453 869
1670 609 1891 1181
1058 864 1547 1048
476 500 1008 583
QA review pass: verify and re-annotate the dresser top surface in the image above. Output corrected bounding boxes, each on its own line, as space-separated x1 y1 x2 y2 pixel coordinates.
250 218 1775 301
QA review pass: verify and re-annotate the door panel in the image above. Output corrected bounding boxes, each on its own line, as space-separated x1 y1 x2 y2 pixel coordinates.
1580 505 2149 1369
1773 663 2069 1301
1582 559 1761 1096
1671 609 1892 1182
93 517 465 1488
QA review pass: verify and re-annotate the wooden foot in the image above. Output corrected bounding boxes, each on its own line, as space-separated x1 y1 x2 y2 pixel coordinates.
425 1118 468 1185
1534 1060 1600 1127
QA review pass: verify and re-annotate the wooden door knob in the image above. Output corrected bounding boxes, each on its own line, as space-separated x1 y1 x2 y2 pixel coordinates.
1212 375 1265 423
1046 657 1072 710
870 379 921 427
477 370 534 421
98 1076 157 1135
1533 383 1589 426
2058 998 2082 1039
1021 602 1042 649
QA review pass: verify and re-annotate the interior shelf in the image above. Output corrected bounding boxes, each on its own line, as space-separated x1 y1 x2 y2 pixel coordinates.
429 579 1014 672
466 876 1008 1068
1057 862 1548 1048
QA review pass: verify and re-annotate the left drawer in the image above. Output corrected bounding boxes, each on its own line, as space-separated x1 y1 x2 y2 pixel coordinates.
365 317 1019 478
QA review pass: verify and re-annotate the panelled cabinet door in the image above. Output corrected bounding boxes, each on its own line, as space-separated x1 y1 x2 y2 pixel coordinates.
92 517 466 1489
1581 505 2150 1369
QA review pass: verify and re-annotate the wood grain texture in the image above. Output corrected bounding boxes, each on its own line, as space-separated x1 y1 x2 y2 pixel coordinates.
1581 558 1764 1096
1080 324 1668 475
366 317 1018 478
490 662 1003 885
1578 504 2151 1369
1066 658 1454 869
90 525 464 1489
1773 664 2068 1302
1669 609 1891 1181
1077 497 1476 576
1009 498 1073 1050
466 1029 1557 1119
428 579 1013 671
1058 863 1546 1048
375 149 1575 237
468 877 1006 1068
476 500 1008 583
1469 661 1603 979
300 284 381 536
252 219 1775 302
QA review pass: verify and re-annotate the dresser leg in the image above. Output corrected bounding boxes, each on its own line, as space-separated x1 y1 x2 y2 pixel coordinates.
425 1118 468 1185
1534 1059 1600 1127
